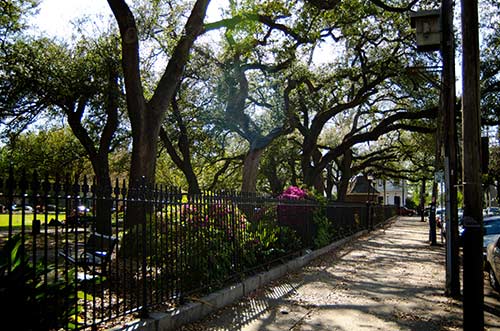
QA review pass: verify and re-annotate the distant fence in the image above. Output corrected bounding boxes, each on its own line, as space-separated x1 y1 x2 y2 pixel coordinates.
0 173 396 330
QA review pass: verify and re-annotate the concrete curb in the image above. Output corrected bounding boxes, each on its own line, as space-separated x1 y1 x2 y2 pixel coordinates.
109 228 374 331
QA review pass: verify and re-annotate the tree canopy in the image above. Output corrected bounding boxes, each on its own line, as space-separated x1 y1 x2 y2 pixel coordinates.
1 0 496 203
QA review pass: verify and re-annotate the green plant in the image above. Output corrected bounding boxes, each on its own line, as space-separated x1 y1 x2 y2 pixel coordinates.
0 234 87 330
242 212 302 269
312 201 332 249
313 213 331 248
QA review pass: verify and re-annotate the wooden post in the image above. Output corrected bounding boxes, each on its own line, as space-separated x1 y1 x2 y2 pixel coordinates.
461 0 484 328
441 0 461 298
419 179 426 222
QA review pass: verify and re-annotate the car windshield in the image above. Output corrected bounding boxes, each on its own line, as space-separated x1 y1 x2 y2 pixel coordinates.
484 222 500 235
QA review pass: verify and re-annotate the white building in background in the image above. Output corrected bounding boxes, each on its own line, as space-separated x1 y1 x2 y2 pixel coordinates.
373 179 407 206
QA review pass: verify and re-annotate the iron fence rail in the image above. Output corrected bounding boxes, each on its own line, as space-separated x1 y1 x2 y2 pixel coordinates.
0 173 396 330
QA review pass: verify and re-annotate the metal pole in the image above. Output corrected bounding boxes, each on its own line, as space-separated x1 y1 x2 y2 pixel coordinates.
441 0 461 297
461 0 484 328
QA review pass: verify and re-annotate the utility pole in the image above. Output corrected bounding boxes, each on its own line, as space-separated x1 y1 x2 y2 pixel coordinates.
441 0 460 297
461 0 484 328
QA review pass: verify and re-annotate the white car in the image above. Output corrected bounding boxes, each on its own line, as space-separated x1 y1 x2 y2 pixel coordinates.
12 204 34 212
483 221 500 259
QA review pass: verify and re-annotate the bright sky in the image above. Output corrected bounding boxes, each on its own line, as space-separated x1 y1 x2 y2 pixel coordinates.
30 0 332 64
31 0 110 36
31 0 227 38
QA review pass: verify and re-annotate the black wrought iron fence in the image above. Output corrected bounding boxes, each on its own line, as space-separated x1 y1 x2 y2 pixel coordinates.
0 172 396 330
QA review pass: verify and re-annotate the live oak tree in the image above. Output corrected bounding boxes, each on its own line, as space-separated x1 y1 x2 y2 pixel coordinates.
198 0 313 193
1 35 126 234
283 1 437 194
258 135 302 195
0 128 88 179
106 0 209 189
213 53 294 193
480 0 500 128
105 0 210 228
157 47 243 194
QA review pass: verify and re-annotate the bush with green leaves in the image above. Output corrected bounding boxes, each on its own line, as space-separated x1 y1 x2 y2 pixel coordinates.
242 206 302 270
171 201 249 292
0 234 86 330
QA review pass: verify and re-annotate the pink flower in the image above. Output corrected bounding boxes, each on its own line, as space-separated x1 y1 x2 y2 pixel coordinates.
279 186 308 200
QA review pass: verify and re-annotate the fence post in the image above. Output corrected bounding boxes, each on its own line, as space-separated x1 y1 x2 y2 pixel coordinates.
140 177 149 318
366 202 373 231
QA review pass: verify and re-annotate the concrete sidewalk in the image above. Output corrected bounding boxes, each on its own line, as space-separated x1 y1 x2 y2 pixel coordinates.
179 217 468 331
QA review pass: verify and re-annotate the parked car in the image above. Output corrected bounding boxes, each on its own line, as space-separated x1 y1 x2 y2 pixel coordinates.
483 221 500 257
398 206 415 216
458 215 500 247
46 204 57 212
484 206 500 217
11 204 34 212
77 205 90 213
435 208 446 228
485 235 500 292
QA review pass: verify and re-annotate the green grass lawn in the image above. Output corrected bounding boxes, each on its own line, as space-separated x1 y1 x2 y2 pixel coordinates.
0 213 40 229
0 213 62 230
0 213 123 230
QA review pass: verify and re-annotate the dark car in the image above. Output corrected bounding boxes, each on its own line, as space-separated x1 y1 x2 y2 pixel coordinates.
398 206 415 216
453 214 500 247
486 235 500 292
484 207 500 217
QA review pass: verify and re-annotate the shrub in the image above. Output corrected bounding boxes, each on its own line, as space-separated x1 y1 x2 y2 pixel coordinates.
277 186 317 246
242 212 302 269
0 234 85 330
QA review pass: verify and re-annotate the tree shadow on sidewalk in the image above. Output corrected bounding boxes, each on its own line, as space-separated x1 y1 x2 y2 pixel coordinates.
180 218 464 331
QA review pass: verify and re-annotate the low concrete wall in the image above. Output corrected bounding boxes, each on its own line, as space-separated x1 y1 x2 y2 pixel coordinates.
109 229 373 331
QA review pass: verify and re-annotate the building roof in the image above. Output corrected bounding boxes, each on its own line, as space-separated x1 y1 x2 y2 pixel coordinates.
348 175 379 195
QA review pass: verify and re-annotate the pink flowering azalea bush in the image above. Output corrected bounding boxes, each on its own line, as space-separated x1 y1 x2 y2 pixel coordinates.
277 186 332 248
279 186 309 200
277 186 313 229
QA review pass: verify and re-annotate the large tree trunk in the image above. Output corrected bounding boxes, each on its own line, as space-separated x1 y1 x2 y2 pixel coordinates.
93 162 113 235
108 0 209 229
241 148 264 193
126 117 162 227
159 97 201 194
262 154 284 196
325 163 335 200
337 150 353 201
302 147 326 193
